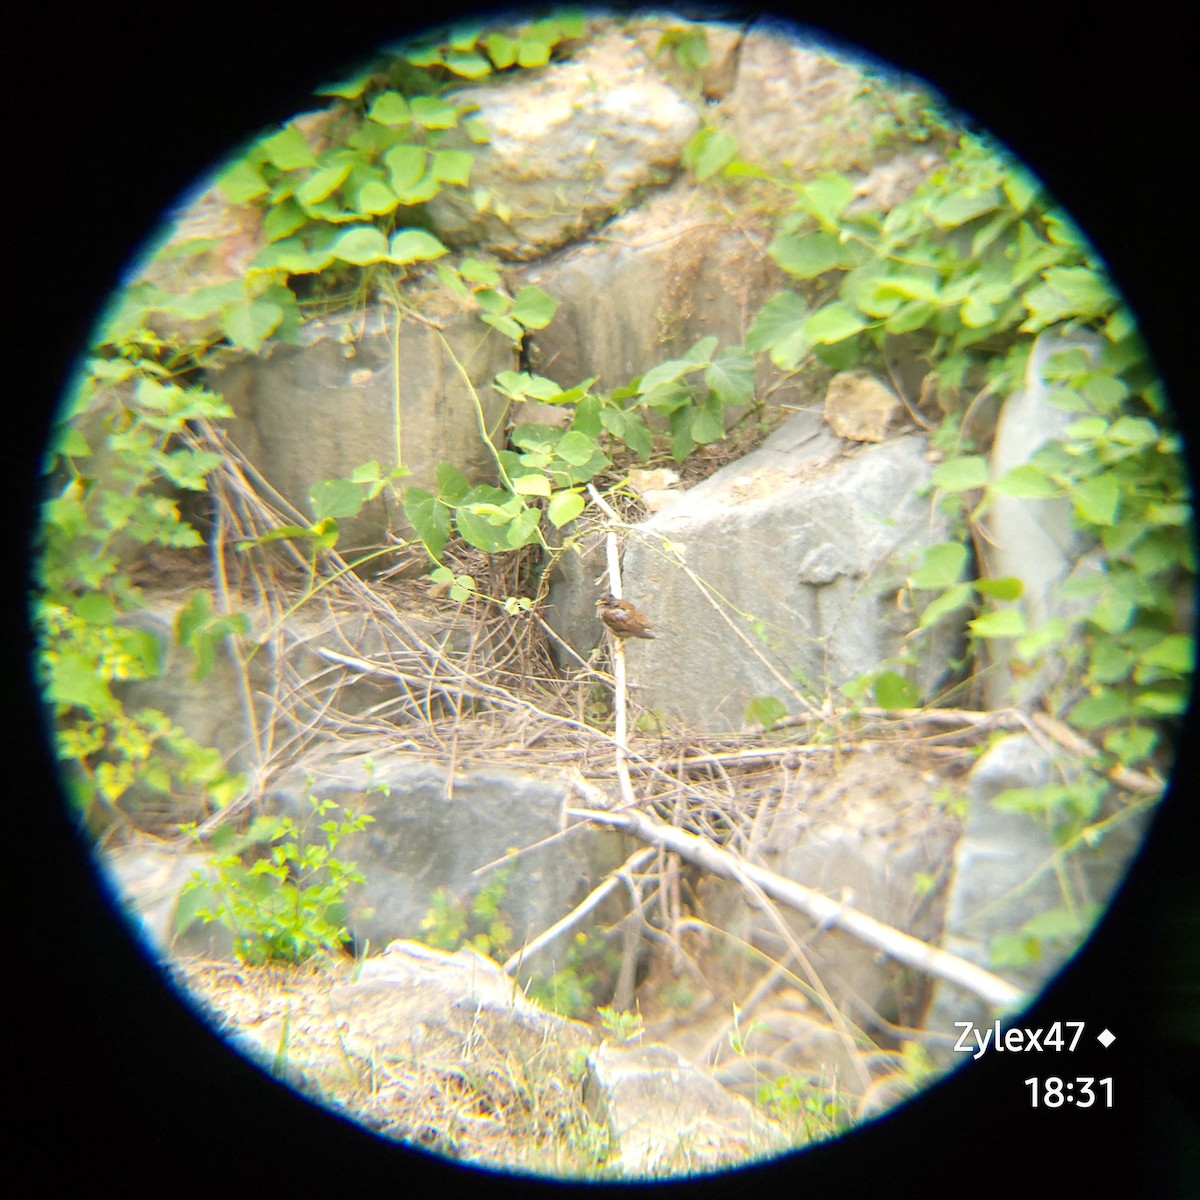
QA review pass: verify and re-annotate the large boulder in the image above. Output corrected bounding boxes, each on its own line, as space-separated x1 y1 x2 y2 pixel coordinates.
426 30 699 260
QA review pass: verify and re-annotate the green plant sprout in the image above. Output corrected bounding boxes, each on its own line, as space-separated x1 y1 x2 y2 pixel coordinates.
177 791 374 964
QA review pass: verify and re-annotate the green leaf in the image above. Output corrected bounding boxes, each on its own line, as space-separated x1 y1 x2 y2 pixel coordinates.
367 91 411 126
454 488 520 553
431 149 474 186
330 226 389 265
1041 265 1114 319
1015 618 1068 660
505 506 543 548
354 180 398 215
403 486 450 559
1071 474 1120 526
411 95 458 129
684 335 718 363
547 490 585 528
309 478 364 521
460 257 501 286
798 173 855 227
474 287 508 315
481 313 523 339
297 159 353 205
910 542 968 589
992 783 1086 815
554 430 600 467
746 291 810 369
218 156 269 204
1133 685 1189 717
802 302 868 344
1086 638 1132 685
928 188 1003 228
931 455 989 492
1064 417 1108 440
315 67 377 99
974 576 1024 601
1139 634 1194 675
516 37 552 68
388 229 448 264
250 237 334 275
919 583 974 628
443 50 492 78
639 357 701 394
1068 689 1131 729
690 402 724 444
262 198 307 242
745 695 787 730
991 464 1060 499
261 127 315 171
510 286 557 329
768 231 850 279
1106 415 1159 446
874 671 920 709
221 299 283 353
617 409 652 459
1002 166 1040 214
46 651 118 718
705 347 755 408
158 447 223 491
875 273 941 303
1103 725 1157 765
511 474 551 498
73 592 116 624
683 127 738 181
989 931 1041 968
383 144 427 192
884 299 939 334
968 608 1027 638
484 31 518 68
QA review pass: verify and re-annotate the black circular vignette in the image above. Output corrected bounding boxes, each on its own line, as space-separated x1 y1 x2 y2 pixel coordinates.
9 2 1197 1194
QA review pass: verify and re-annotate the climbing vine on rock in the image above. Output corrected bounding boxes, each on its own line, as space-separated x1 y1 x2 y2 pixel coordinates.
725 128 1192 760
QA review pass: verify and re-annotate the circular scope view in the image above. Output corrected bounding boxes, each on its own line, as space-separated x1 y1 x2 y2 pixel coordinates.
32 8 1190 1182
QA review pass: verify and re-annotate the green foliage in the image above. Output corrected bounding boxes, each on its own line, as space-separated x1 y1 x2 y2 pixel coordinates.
715 123 1190 973
116 14 583 355
990 904 1103 969
41 603 242 815
745 695 787 729
524 928 616 1018
654 23 713 75
735 130 1189 771
405 334 755 571
419 864 514 957
178 792 374 964
35 342 245 822
754 1074 852 1144
596 1005 644 1042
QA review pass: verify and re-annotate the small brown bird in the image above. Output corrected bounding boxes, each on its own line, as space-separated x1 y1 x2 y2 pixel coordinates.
596 593 658 639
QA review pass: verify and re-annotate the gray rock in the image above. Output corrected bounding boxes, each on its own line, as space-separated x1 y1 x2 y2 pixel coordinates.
614 414 958 730
96 836 233 959
515 178 787 400
982 325 1102 709
426 30 700 260
926 733 1152 1063
209 293 513 555
721 23 897 176
585 1040 789 1175
262 750 627 968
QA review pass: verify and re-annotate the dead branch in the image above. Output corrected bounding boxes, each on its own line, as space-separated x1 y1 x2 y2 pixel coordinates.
502 847 656 977
566 783 1026 1011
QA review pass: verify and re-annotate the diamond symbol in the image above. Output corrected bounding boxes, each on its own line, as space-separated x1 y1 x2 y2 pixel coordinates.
1097 1028 1116 1048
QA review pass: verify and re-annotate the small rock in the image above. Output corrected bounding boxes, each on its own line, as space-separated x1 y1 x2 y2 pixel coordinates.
823 371 901 442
